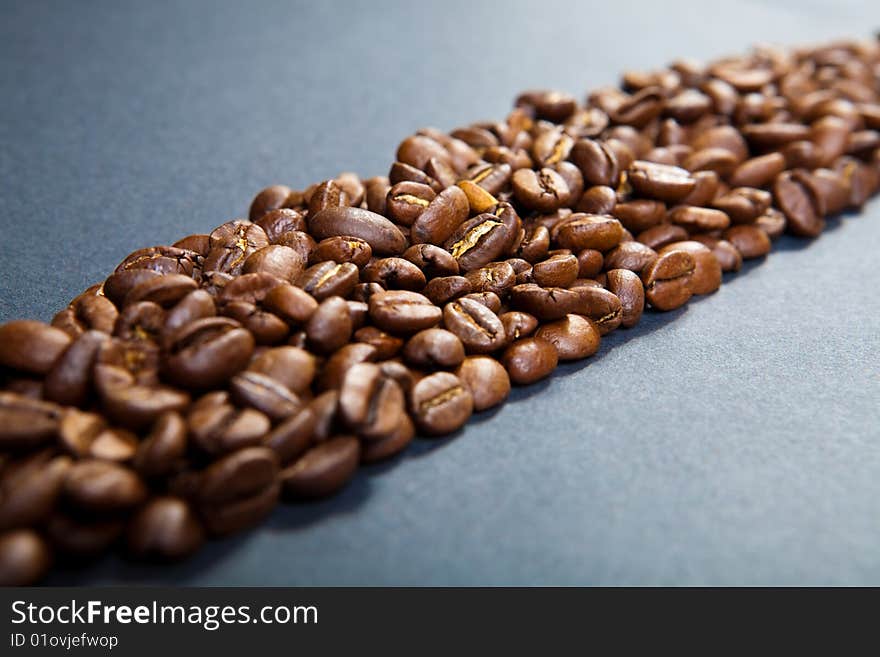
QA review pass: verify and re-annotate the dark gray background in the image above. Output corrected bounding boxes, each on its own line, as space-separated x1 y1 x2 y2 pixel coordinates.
2 0 878 585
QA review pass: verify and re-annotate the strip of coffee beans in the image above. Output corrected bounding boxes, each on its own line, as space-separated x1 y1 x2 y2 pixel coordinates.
2 37 880 585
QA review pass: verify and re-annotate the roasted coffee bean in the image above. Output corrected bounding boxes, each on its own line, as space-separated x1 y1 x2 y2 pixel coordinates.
641 250 695 311
464 291 502 313
133 412 188 478
363 257 427 291
338 363 406 440
683 147 739 176
712 187 772 225
729 152 787 188
403 328 466 369
63 459 147 514
365 177 391 215
576 185 617 215
530 254 579 288
515 89 577 122
163 290 216 339
317 342 378 391
0 393 62 450
59 411 137 461
0 320 71 375
249 185 293 221
691 124 749 161
256 208 307 242
808 169 850 215
576 249 604 278
754 207 787 240
308 180 348 215
424 275 472 306
52 294 118 338
188 397 270 455
402 243 460 278
464 261 516 298
453 357 511 412
94 364 189 429
554 214 624 251
258 283 316 326
457 180 499 213
636 223 689 250
247 346 315 394
411 185 470 245
499 311 539 342
628 161 696 202
659 241 722 295
309 206 407 255
0 451 71 530
605 269 645 328
690 235 743 273
242 244 306 281
603 241 659 273
723 225 772 259
740 122 811 149
294 261 359 300
273 230 316 263
773 170 825 237
442 297 507 354
680 170 720 206
535 314 601 361
164 317 254 389
409 372 473 436
667 205 731 232
306 296 353 354
501 337 558 385
571 286 623 334
389 160 440 189
45 512 124 559
280 436 360 499
445 203 519 272
115 245 200 278
397 134 451 170
384 182 436 226
307 391 341 442
124 274 198 308
353 326 404 360
126 496 205 561
511 167 569 212
369 290 441 334
0 529 52 586
347 300 369 330
612 199 667 233
517 224 551 263
509 283 582 321
361 414 415 464
204 221 270 275
230 371 301 421
262 405 318 465
571 138 620 186
43 330 106 407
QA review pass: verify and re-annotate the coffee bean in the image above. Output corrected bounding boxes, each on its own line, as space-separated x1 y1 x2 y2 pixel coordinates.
571 138 620 186
280 436 360 499
0 320 71 375
274 230 316 263
0 393 61 450
230 371 301 421
729 152 787 188
338 362 406 440
554 214 624 251
444 211 515 273
425 275 472 306
363 257 427 291
509 283 580 321
63 460 147 514
0 529 52 586
410 372 473 435
52 294 118 338
571 285 623 334
536 314 601 360
45 512 123 558
309 206 407 255
499 311 538 343
628 161 696 202
454 356 511 411
204 221 270 275
43 330 107 407
385 182 436 226
0 451 71 531
636 224 689 250
411 185 470 245
317 342 377 391
353 326 404 360
361 414 415 463
659 241 722 295
680 170 720 206
126 496 204 562
458 180 499 213
248 346 315 394
306 296 353 354
242 244 306 281
603 241 659 273
249 185 293 222
511 167 570 212
754 207 787 240
464 261 516 298
612 199 667 233
256 208 307 242
262 405 318 465
133 411 188 478
403 328 466 369
442 297 506 353
690 235 743 272
369 290 441 334
163 290 216 339
723 225 772 259
402 243 460 278
641 250 695 311
308 179 348 215
605 269 645 328
294 261 359 301
501 337 558 385
774 170 825 237
576 249 604 278
164 317 254 389
464 291 502 313
667 205 731 232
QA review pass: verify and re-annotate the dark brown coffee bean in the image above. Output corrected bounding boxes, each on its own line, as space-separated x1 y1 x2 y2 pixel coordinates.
576 249 604 278
317 342 378 391
361 414 415 464
262 405 318 465
445 205 518 272
409 372 473 436
442 297 507 354
0 320 71 375
389 160 441 189
636 224 689 250
740 122 811 149
811 116 851 166
691 124 749 161
641 250 695 311
164 317 254 389
204 221 270 275
628 161 696 202
273 230 316 263
571 138 620 186
309 206 407 256
248 346 316 393
723 225 772 259
454 357 511 412
464 261 517 298
126 496 204 562
612 199 667 233
294 261 359 301
501 337 558 385
411 185 470 245
509 283 582 321
536 314 601 360
369 290 441 334
230 371 301 421
249 185 293 221
45 512 123 559
667 205 731 232
712 187 772 225
43 330 106 407
754 207 787 241
386 182 437 226
808 169 850 216
532 254 579 288
163 290 216 339
306 296 353 354
346 300 369 330
63 460 147 514
0 529 52 586
683 147 739 176
242 244 306 281
353 327 404 360
403 328 465 369
124 274 198 308
57 410 105 457
0 451 71 531
464 291 502 313
402 243 459 278
256 208 307 243
280 436 360 499
603 241 659 273
363 257 426 291
554 214 624 252
680 170 720 206
689 235 743 272
52 294 118 338
338 363 406 440
659 241 722 295
308 180 348 215
499 311 539 342
133 412 188 478
729 152 787 188
424 275 472 306
571 286 623 334
773 170 825 237
0 393 62 450
605 269 645 328
94 364 190 429
396 134 451 170
576 185 617 214
516 89 577 122
511 167 569 212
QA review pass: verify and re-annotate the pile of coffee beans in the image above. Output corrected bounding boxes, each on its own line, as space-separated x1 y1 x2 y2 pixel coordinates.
2 37 880 585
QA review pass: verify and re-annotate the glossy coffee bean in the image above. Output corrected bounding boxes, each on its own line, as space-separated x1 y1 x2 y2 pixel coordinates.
402 243 460 278
248 346 316 394
403 328 466 369
509 283 582 321
605 269 645 328
308 206 407 255
353 326 404 360
280 436 360 499
338 363 406 440
667 205 731 232
411 185 470 245
554 214 624 251
641 250 696 311
571 286 623 334
659 241 722 295
63 460 147 514
164 317 254 389
442 297 506 354
535 314 601 360
249 184 293 221
464 261 516 298
385 182 436 226
410 372 473 436
363 257 426 291
511 167 570 212
501 337 558 385
306 296 353 354
0 320 71 375
310 236 373 268
774 170 825 237
690 235 743 272
425 275 472 306
368 290 441 334
361 414 415 464
0 393 63 450
0 529 52 586
723 225 772 259
0 451 71 531
133 412 188 478
455 356 511 411
126 496 205 561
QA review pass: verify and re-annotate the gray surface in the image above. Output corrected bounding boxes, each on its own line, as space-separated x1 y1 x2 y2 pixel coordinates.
1 0 879 585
